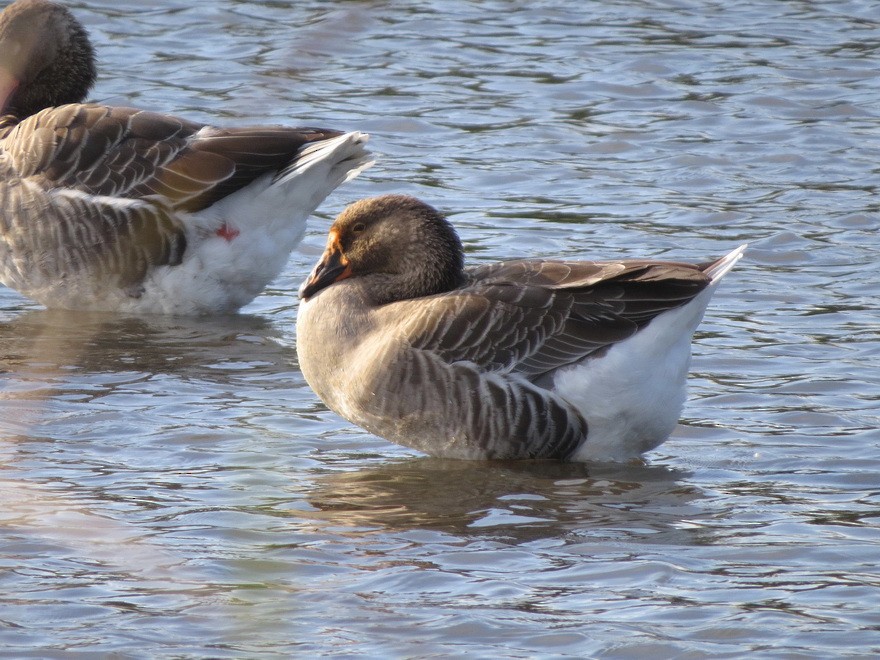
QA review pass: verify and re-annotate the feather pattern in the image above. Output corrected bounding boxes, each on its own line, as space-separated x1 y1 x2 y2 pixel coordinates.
296 194 745 461
0 0 373 313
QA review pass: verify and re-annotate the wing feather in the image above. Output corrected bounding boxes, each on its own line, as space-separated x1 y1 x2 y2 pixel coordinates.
0 176 185 292
388 258 712 380
2 104 344 212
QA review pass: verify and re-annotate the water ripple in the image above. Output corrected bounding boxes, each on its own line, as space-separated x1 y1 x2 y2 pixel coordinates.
1 0 878 656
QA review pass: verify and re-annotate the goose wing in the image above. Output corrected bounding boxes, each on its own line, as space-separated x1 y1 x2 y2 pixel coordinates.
2 103 342 212
397 258 712 378
0 175 185 290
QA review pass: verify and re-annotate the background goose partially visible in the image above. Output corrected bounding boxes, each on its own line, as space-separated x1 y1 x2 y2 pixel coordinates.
297 194 745 462
0 0 372 314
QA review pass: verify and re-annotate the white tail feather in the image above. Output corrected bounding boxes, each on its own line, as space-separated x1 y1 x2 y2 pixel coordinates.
278 131 374 184
705 244 747 283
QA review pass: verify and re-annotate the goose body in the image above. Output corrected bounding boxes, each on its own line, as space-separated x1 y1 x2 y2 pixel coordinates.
0 0 372 314
296 195 745 462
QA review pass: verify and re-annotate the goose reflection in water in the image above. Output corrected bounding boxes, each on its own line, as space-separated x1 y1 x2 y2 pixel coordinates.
299 457 714 545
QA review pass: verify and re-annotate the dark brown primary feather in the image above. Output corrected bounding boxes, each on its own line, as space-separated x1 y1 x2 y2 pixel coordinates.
160 125 345 212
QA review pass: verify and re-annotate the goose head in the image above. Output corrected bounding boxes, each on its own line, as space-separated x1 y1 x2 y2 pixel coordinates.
0 0 96 118
299 194 465 305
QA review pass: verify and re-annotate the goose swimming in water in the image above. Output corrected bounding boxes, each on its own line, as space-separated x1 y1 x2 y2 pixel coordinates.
296 194 745 462
0 0 372 314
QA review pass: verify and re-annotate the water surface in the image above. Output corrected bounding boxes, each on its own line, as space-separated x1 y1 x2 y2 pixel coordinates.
1 0 879 657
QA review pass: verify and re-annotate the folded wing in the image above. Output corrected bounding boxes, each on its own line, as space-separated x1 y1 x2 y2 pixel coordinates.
2 103 342 210
398 258 712 379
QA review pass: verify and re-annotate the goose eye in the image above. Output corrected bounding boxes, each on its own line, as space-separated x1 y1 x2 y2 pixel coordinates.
352 223 366 234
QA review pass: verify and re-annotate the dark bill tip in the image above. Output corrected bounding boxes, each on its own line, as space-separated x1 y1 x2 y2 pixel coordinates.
298 248 352 300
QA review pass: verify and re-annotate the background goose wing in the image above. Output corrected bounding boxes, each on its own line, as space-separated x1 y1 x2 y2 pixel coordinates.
396 259 712 378
0 177 185 290
2 103 342 212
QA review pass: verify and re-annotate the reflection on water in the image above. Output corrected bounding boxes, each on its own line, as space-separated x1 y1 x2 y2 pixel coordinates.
0 309 294 617
304 458 707 543
1 0 879 656
0 309 281 375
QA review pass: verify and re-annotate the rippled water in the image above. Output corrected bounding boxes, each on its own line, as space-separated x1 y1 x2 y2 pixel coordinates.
1 0 879 656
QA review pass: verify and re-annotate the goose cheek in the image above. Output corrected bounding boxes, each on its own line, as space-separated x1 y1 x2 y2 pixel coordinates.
0 69 20 113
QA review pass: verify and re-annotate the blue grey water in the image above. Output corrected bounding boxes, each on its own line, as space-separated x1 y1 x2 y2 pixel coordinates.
1 0 878 656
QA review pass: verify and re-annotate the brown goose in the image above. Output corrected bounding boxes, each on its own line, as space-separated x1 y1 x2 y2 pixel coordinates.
296 195 745 462
0 0 372 313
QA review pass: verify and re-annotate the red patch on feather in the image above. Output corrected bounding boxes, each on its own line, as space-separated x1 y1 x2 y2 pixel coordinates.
216 224 240 241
